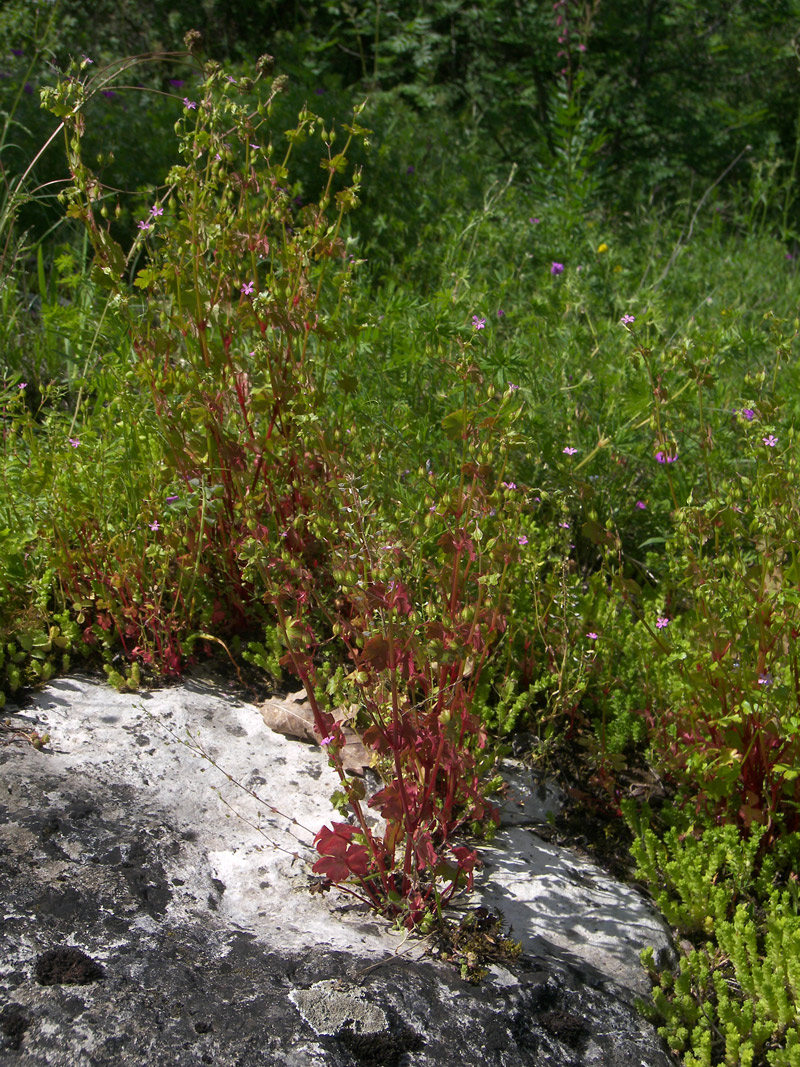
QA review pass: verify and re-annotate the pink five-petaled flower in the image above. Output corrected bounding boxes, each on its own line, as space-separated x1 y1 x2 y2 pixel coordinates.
149 204 163 217
635 500 646 509
320 735 335 746
137 220 151 231
241 281 255 296
518 534 529 546
563 446 578 455
68 438 80 448
502 481 517 489
183 97 197 109
763 434 778 447
508 383 519 392
149 520 160 531
587 632 598 640
551 262 564 275
18 382 26 389
472 315 486 329
620 314 635 326
656 616 670 629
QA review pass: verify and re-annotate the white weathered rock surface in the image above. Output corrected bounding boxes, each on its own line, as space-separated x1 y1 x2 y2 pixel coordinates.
2 669 411 961
476 768 674 995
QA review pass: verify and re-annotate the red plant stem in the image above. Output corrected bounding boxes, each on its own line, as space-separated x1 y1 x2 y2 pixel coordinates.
385 624 417 884
275 605 390 890
419 729 448 830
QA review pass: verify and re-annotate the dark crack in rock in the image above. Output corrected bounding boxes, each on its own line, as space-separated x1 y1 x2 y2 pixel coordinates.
33 946 104 986
0 1002 31 1050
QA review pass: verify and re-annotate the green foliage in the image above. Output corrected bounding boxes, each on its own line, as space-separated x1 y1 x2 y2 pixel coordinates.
627 806 800 1067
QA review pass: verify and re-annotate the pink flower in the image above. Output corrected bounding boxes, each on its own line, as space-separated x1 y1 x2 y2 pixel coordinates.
518 534 529 546
587 632 598 640
320 734 335 746
656 616 669 629
149 204 163 217
562 446 578 455
137 220 151 231
502 481 517 489
635 500 646 510
149 520 160 531
620 314 635 326
655 450 677 464
183 98 197 109
551 262 564 275
241 281 255 296
763 434 778 447
68 438 80 448
472 315 486 329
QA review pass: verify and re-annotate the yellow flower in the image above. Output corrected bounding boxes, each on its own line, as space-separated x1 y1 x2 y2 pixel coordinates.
597 243 609 254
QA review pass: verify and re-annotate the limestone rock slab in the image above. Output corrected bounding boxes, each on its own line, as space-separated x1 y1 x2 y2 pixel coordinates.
0 672 677 1065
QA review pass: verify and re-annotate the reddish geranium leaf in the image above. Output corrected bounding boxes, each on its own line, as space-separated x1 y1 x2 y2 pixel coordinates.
314 821 356 855
362 723 391 754
369 784 405 823
413 832 438 870
361 634 390 669
451 845 480 889
313 823 371 881
343 842 370 877
312 854 352 881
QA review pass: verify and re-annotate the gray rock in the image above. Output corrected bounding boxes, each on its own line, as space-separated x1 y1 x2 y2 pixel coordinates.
472 825 676 997
0 671 677 1065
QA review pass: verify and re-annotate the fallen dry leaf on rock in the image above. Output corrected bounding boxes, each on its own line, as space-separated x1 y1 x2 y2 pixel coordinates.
258 689 372 774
